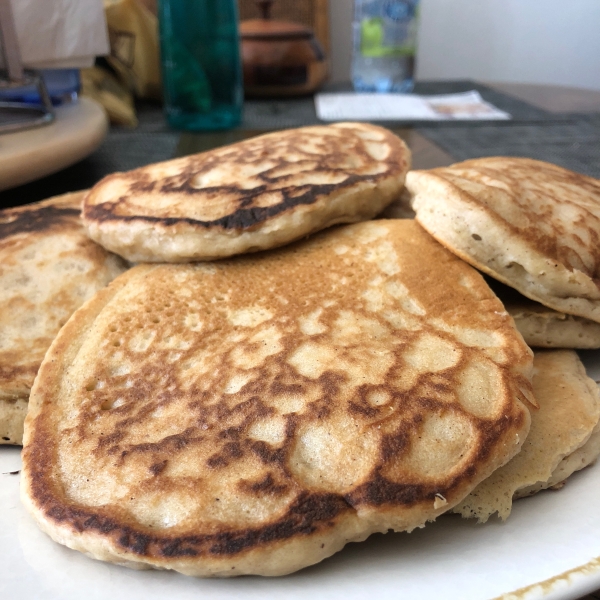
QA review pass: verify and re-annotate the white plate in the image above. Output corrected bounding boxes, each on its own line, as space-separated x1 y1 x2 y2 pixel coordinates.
3 350 600 600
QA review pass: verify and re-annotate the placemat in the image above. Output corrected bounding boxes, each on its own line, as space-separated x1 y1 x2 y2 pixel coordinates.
418 114 600 178
241 80 569 130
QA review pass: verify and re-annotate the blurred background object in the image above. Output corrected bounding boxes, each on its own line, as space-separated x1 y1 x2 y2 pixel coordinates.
0 0 108 188
80 66 138 127
0 0 109 119
239 0 330 54
351 0 419 93
158 0 242 130
0 69 80 107
1 0 109 70
240 0 328 97
0 0 54 133
330 0 600 91
104 0 162 101
76 0 160 128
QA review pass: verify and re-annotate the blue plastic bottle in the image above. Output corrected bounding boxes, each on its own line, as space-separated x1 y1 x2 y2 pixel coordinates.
158 0 242 131
351 0 419 93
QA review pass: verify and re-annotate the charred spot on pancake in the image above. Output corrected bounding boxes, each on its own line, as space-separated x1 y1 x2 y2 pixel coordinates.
85 177 373 231
207 442 244 468
149 460 168 476
251 440 286 465
206 493 349 556
348 474 429 507
380 429 411 461
238 473 289 497
0 205 80 239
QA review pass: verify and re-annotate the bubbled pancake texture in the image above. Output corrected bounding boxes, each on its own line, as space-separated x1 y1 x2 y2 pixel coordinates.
0 192 128 444
22 220 533 577
454 350 600 522
407 158 600 322
82 122 410 262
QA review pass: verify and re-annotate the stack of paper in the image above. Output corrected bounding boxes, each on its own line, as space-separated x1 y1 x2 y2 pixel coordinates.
315 91 511 122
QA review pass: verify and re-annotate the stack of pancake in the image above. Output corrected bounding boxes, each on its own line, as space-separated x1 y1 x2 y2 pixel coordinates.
6 123 600 576
404 158 600 521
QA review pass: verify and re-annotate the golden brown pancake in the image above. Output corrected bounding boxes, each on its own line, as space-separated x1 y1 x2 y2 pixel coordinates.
21 220 533 577
406 158 600 323
0 192 128 444
454 350 600 522
82 122 410 263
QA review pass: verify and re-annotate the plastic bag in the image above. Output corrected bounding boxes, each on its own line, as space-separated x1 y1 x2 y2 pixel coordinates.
103 0 161 100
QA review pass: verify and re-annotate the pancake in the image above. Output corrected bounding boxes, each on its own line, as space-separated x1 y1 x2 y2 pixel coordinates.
82 122 411 263
0 192 128 445
371 185 600 348
510 307 600 349
21 220 533 577
406 158 600 323
487 278 600 349
516 418 600 497
454 350 600 523
377 188 416 219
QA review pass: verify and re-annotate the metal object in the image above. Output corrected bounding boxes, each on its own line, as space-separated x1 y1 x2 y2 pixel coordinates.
0 0 54 133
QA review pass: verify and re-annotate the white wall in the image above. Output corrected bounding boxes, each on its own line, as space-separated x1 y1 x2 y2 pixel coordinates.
328 0 600 91
329 1 354 85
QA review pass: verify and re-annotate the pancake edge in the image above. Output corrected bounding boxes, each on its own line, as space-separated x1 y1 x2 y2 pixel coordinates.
509 306 600 349
515 380 600 498
84 178 408 263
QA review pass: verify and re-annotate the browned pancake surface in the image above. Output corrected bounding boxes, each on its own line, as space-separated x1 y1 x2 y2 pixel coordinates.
82 123 410 262
437 158 600 270
22 220 533 576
